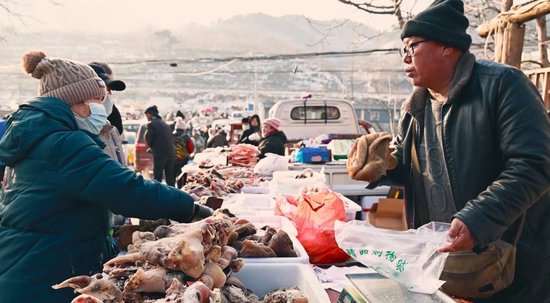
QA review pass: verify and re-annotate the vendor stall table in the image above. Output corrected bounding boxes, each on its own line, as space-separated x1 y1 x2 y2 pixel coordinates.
288 162 390 197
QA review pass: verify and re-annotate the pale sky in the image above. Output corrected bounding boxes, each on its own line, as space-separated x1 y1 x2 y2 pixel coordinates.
4 0 431 33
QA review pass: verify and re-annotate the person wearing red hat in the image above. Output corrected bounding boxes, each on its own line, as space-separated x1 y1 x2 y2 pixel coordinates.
258 118 287 158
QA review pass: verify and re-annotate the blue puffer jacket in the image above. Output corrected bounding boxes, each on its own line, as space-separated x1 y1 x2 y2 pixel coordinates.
0 97 196 303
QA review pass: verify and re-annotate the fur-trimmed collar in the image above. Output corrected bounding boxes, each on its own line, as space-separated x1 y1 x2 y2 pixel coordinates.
402 52 476 122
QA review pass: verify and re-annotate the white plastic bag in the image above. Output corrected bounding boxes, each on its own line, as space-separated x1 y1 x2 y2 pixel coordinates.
254 153 289 176
335 220 451 294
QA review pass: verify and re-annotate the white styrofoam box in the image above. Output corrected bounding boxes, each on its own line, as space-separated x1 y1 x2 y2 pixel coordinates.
233 263 330 303
241 232 309 264
270 170 327 196
241 186 271 194
337 193 362 221
239 215 298 236
272 170 327 183
223 193 275 216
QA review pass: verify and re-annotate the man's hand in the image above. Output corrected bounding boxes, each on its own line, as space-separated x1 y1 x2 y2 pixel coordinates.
439 218 475 252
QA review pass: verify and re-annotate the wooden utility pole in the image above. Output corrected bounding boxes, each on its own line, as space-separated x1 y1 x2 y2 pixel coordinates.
535 16 550 67
477 0 550 68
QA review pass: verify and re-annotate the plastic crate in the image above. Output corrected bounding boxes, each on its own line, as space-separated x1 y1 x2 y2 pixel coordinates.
338 193 362 221
241 232 309 264
239 215 298 236
223 193 275 216
293 147 331 163
233 263 330 303
270 170 327 196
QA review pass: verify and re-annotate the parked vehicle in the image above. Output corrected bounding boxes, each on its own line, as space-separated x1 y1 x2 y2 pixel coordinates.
267 97 364 142
134 122 153 173
123 131 136 166
123 119 143 134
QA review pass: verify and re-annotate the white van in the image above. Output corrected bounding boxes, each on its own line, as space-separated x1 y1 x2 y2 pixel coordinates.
267 98 364 141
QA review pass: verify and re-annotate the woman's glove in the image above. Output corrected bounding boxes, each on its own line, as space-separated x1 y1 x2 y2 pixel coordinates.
248 132 261 141
192 203 214 221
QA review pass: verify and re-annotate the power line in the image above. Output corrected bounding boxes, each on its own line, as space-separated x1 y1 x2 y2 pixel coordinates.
116 68 404 76
108 48 400 66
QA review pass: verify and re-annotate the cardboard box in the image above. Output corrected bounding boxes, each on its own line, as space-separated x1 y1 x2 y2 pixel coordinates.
367 198 407 231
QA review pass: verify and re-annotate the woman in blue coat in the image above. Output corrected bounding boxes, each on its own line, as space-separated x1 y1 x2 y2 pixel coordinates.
0 51 211 303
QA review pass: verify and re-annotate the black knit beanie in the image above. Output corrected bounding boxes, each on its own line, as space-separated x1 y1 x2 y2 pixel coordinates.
401 0 472 51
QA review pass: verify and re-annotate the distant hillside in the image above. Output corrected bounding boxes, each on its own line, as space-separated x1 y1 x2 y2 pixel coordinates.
0 13 400 64
0 13 409 113
175 13 388 53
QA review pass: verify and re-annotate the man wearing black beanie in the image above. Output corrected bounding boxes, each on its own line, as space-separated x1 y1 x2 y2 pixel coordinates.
364 0 550 302
400 0 471 51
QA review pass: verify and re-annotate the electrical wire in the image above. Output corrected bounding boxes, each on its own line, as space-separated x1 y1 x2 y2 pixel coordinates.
108 48 400 66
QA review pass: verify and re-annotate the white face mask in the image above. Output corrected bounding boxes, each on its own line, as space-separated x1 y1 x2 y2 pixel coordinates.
74 102 108 134
103 94 114 116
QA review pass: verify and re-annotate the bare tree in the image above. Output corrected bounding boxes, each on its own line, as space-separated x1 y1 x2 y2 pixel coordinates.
337 0 406 28
337 0 549 67
0 1 62 41
0 1 27 41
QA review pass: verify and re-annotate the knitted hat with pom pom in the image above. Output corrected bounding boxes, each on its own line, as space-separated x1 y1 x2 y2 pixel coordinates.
21 51 106 106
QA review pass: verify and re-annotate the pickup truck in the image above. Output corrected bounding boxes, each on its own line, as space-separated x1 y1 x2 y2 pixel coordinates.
268 98 386 202
267 98 364 142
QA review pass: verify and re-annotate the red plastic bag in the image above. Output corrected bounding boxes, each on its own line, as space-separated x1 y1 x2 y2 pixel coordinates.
274 194 298 218
293 190 350 264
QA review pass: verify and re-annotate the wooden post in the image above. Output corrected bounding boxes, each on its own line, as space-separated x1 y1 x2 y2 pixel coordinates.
503 22 525 67
525 68 550 111
543 72 550 110
495 24 505 63
477 1 550 38
536 16 550 67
